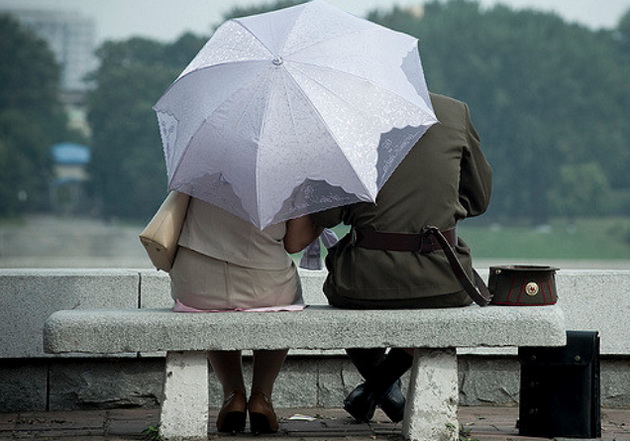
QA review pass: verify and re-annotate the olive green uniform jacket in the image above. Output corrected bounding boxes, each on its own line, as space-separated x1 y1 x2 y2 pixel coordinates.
311 94 492 309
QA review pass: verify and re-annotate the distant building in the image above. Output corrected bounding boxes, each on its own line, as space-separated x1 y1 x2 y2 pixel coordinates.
1 6 97 135
405 5 425 19
1 7 97 92
49 143 91 215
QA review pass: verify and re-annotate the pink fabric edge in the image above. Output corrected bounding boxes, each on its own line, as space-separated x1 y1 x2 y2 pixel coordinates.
173 299 307 313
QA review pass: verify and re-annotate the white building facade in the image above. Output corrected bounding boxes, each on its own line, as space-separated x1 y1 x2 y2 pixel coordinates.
2 7 97 92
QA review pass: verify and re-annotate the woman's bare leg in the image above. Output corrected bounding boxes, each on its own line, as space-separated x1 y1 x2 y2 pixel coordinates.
207 350 246 398
251 349 288 396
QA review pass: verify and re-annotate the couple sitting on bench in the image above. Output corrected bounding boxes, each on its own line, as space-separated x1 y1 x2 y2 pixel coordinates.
168 93 492 434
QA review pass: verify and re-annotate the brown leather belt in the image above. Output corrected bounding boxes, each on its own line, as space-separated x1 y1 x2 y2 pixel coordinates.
351 227 457 253
350 226 492 307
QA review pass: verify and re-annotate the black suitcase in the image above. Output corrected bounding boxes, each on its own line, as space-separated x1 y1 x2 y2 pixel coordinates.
518 330 601 438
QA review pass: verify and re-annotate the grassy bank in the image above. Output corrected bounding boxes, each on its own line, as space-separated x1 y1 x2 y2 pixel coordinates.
460 217 630 260
327 217 630 261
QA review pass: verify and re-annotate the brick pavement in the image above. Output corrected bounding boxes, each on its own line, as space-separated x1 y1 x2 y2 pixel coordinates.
1 406 628 440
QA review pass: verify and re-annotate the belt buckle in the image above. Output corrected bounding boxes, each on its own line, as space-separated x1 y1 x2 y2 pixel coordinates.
419 226 439 253
350 228 358 246
418 233 433 253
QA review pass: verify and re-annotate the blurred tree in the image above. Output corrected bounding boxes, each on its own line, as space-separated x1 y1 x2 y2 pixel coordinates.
550 162 611 221
87 33 206 221
618 7 630 51
220 0 302 22
370 0 630 223
0 14 69 217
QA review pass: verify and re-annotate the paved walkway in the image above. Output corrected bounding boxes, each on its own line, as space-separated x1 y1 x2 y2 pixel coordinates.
1 406 629 440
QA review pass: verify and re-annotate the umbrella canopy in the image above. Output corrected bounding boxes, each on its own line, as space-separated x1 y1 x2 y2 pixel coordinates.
154 0 437 229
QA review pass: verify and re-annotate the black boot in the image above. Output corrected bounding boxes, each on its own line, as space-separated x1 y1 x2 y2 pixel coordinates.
346 348 407 422
343 349 413 423
344 348 386 421
379 379 405 423
346 348 387 379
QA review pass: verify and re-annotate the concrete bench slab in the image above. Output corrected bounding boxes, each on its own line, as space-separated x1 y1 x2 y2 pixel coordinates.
44 305 564 353
43 304 565 441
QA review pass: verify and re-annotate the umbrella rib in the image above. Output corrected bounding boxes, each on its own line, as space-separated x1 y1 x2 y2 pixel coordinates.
283 27 378 57
295 68 376 121
232 19 276 59
156 60 269 103
253 70 284 217
292 64 418 135
279 71 300 141
285 27 403 60
279 67 373 198
166 64 272 192
239 70 280 223
290 60 429 114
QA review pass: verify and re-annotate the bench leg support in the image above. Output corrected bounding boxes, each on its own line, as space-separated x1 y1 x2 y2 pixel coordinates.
402 348 459 441
159 351 209 441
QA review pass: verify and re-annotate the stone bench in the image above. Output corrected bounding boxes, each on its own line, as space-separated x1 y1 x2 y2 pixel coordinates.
43 304 565 441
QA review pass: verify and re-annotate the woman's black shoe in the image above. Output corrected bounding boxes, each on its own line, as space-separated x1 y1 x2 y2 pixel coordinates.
378 379 405 423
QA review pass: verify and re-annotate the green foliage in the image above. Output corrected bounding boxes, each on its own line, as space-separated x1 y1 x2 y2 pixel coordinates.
551 163 611 219
369 1 630 223
221 0 304 22
87 34 206 221
142 425 162 441
0 14 68 217
617 8 630 51
458 423 480 441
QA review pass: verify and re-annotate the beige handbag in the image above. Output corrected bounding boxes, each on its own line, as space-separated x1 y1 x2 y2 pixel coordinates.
139 191 190 272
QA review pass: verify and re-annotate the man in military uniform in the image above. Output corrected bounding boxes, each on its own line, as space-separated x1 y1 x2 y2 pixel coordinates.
310 93 492 423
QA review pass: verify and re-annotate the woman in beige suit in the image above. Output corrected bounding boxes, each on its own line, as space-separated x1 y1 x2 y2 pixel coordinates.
169 198 319 435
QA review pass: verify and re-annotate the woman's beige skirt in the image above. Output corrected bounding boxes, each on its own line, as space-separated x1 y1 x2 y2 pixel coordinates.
170 246 302 310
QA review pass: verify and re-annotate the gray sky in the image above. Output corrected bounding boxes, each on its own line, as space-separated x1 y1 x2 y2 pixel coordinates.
2 0 629 44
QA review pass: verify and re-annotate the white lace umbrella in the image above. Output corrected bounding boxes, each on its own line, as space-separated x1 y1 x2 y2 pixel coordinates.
154 0 437 229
